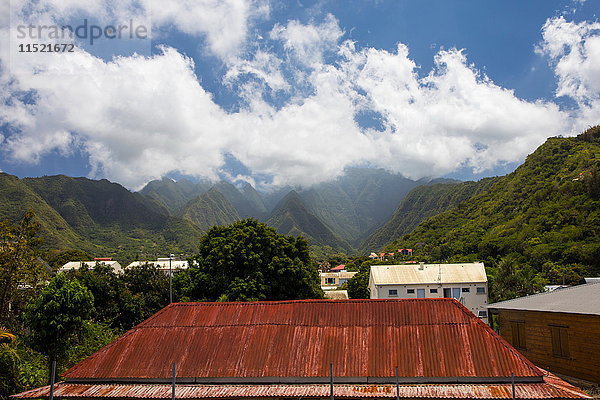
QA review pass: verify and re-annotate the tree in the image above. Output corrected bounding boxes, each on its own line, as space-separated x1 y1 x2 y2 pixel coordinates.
68 263 144 330
186 219 322 301
24 274 94 376
346 261 371 299
488 255 546 303
122 263 169 321
0 212 49 322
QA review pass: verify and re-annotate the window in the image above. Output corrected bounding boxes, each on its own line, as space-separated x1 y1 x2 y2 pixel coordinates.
407 289 415 294
325 278 336 285
417 289 425 298
476 287 486 294
430 288 438 294
388 289 398 297
510 321 526 350
461 288 470 293
478 310 488 318
550 326 570 358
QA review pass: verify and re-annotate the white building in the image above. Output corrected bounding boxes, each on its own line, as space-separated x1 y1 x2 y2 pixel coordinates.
369 262 489 323
59 260 123 274
320 271 357 290
127 258 190 275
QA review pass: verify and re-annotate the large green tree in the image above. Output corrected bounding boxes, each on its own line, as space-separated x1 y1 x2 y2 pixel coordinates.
186 219 322 301
24 274 94 374
0 212 49 323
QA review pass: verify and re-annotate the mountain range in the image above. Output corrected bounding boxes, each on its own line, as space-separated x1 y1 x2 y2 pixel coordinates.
1 127 597 267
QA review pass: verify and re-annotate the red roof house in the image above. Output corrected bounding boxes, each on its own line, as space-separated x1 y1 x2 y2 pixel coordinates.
329 264 346 272
13 299 589 399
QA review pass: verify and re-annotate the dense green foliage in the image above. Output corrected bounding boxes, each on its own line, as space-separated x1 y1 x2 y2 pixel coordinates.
183 219 323 301
0 212 49 321
24 274 95 370
361 178 498 252
385 129 600 281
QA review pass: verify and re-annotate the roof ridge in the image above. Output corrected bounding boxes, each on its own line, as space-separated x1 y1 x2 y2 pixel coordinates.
488 281 600 308
138 321 472 328
167 298 457 307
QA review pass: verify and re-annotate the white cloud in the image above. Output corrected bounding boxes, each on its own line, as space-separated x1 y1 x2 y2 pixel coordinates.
0 12 598 189
143 0 269 61
270 13 343 67
538 16 600 102
4 0 267 62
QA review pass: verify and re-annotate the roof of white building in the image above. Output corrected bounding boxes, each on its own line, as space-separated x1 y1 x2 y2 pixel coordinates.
488 282 600 316
127 260 189 269
59 261 123 273
370 263 487 285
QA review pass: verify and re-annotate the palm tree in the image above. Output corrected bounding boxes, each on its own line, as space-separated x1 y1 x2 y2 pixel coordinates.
0 326 16 344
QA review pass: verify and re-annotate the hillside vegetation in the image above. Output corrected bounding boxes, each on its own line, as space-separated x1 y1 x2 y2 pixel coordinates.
361 178 498 252
385 127 600 276
0 175 203 262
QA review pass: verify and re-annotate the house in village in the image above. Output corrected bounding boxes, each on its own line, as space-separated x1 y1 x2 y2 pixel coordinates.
12 298 590 400
58 258 123 274
369 262 489 323
488 282 600 384
127 258 190 275
320 270 357 290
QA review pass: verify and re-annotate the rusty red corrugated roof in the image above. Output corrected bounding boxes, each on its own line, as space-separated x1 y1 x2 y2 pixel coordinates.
62 299 541 382
12 373 591 399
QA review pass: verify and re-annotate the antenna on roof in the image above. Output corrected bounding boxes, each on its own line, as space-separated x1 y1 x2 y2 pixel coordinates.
171 363 177 400
329 363 334 400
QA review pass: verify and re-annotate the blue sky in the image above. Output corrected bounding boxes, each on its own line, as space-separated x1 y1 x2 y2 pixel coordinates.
1 0 599 189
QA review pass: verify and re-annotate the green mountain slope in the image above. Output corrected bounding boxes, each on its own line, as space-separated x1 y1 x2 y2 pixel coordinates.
267 191 351 251
300 168 422 246
10 175 203 261
0 173 83 249
181 188 240 230
385 128 600 274
139 177 211 215
212 182 268 220
362 177 498 252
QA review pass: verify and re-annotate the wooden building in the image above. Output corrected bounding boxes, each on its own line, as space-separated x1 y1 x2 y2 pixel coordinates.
488 282 600 384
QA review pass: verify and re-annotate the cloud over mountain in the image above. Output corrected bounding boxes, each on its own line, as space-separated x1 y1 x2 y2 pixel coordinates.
0 1 598 189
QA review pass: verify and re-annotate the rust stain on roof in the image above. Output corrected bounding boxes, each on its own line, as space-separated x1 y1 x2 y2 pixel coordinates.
61 299 541 381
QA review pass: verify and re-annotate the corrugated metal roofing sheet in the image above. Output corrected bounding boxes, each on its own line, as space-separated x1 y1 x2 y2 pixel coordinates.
63 299 540 381
488 282 600 316
370 263 487 285
12 373 590 399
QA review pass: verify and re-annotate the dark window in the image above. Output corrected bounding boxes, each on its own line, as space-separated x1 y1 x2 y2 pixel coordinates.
550 326 570 358
407 289 415 294
325 278 336 285
478 310 488 318
476 287 486 294
511 321 526 350
462 287 470 293
430 288 438 294
388 289 398 296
